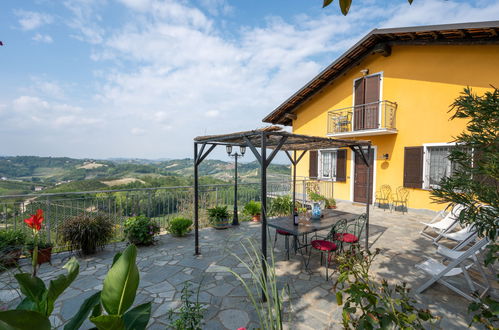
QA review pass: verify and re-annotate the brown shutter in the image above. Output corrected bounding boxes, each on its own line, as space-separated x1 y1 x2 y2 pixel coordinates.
403 147 424 188
364 75 380 104
336 149 347 182
309 151 318 178
354 78 365 106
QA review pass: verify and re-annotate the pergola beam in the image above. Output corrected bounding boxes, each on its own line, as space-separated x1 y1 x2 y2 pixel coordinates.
193 127 373 293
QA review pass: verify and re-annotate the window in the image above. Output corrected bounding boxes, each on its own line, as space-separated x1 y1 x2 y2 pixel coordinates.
319 150 337 180
424 145 457 189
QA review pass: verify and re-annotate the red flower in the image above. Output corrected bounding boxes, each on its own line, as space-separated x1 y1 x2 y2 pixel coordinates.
24 209 44 232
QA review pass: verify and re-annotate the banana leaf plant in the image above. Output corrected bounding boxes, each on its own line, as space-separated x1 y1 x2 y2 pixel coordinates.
0 257 80 330
64 244 152 330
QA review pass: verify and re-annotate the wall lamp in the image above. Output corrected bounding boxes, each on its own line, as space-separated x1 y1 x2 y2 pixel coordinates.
382 153 389 160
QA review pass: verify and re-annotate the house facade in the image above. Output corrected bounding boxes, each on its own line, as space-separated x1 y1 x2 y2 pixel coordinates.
263 21 499 211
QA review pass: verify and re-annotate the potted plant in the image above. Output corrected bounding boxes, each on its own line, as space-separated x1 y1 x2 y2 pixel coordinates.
59 213 114 255
243 201 262 222
124 215 161 246
26 238 53 265
325 197 337 209
167 217 193 237
208 206 230 229
0 229 26 267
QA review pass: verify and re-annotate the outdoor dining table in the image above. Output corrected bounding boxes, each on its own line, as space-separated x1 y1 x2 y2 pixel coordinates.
267 209 360 270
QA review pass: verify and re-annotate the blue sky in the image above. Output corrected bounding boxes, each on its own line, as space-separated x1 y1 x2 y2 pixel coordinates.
0 0 498 161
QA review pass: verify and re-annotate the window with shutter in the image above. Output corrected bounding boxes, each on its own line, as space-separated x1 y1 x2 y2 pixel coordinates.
309 151 318 178
336 149 347 182
403 147 424 188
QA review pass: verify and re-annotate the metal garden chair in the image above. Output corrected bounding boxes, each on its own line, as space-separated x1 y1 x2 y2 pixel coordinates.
308 218 347 281
334 213 367 251
391 186 409 213
374 185 391 211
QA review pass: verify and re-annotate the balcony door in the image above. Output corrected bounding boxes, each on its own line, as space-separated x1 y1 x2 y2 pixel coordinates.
353 74 381 130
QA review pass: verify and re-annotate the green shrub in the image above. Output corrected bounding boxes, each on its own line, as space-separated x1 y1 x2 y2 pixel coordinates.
335 248 437 328
0 229 26 252
269 195 292 217
167 281 205 330
124 215 160 246
309 192 336 208
168 217 193 237
243 200 261 216
207 206 229 224
59 213 114 255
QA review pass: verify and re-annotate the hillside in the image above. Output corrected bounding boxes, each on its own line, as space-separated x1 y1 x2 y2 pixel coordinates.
0 156 290 195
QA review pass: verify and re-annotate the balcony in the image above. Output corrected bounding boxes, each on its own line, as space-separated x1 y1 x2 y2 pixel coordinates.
327 100 398 137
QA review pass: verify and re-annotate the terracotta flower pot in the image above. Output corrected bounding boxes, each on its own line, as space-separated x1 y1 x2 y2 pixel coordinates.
252 214 261 222
29 247 52 265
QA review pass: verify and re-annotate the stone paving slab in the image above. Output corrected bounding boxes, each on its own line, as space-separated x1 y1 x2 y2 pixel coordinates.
1 202 495 329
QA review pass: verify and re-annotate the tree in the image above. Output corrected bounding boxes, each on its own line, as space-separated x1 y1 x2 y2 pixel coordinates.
322 0 413 16
430 87 498 328
431 87 498 243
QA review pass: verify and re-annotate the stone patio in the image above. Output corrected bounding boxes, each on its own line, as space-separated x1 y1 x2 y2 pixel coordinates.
0 202 495 329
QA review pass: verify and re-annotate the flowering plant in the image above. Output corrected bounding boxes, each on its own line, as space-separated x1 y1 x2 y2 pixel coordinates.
24 209 44 276
124 215 160 246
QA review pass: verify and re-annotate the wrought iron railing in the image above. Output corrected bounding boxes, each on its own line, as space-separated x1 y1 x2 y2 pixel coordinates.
0 178 334 248
327 100 397 135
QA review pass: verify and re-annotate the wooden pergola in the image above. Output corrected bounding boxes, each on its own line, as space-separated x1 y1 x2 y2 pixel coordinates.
193 126 372 281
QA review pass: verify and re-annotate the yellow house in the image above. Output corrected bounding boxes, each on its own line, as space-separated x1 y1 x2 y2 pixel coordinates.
263 21 499 212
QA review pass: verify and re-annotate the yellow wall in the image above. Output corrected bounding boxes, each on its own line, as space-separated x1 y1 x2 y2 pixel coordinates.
292 44 499 211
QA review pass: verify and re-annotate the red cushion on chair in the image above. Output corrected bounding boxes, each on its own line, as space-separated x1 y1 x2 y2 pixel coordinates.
276 229 292 236
335 233 359 243
311 240 337 251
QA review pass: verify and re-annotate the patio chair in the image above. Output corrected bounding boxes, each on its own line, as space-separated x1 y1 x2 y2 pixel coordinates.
432 224 476 245
391 186 409 213
273 229 293 260
334 213 367 251
308 218 347 281
415 237 491 302
374 185 391 211
420 204 465 240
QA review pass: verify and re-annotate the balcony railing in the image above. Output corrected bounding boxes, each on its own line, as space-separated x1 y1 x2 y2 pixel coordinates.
327 100 397 136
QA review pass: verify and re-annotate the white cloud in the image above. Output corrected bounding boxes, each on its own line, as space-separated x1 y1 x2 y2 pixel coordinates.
32 33 53 43
14 10 53 30
205 110 220 118
131 127 146 135
381 0 499 27
6 95 99 130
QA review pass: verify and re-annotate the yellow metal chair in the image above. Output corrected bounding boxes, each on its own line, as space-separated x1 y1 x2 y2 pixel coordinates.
391 186 409 214
374 185 391 211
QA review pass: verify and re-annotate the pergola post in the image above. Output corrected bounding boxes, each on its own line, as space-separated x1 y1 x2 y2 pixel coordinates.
193 142 216 256
194 142 200 255
260 133 268 301
365 143 372 251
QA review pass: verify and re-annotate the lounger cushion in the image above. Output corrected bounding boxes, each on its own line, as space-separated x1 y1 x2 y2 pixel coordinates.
335 233 359 243
311 240 337 251
276 229 292 236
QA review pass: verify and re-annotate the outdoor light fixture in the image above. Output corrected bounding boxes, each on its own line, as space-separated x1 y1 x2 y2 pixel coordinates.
360 69 369 76
383 153 389 160
227 145 245 226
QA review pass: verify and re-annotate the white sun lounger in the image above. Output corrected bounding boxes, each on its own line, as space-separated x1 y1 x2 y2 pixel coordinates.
420 204 464 240
416 237 490 302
